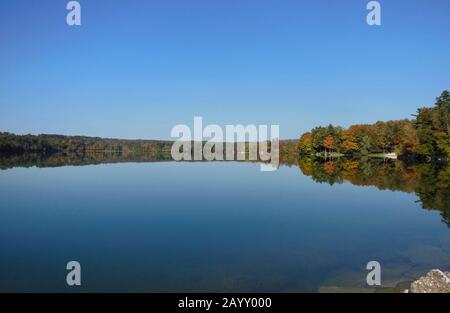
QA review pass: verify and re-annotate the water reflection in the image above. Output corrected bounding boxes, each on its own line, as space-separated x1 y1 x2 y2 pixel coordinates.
1 152 448 229
0 151 448 292
288 157 450 228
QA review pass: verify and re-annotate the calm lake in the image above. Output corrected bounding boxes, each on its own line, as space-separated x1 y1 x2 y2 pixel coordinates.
0 156 449 292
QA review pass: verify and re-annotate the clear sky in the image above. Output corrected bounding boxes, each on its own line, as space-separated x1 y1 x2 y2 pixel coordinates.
0 0 449 140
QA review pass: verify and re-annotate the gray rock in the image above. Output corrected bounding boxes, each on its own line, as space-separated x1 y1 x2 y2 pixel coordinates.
410 269 450 293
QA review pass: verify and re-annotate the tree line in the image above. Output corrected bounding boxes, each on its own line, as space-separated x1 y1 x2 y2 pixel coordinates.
296 90 450 161
0 133 173 155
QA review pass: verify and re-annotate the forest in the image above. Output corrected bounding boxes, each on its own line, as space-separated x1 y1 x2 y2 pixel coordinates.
291 90 450 161
0 133 173 155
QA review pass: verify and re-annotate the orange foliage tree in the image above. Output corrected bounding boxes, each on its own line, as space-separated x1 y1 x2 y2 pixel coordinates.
323 136 334 154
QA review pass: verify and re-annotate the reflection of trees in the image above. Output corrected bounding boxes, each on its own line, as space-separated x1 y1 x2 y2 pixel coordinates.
1 151 448 228
0 150 173 170
414 163 450 226
294 157 450 228
0 141 280 170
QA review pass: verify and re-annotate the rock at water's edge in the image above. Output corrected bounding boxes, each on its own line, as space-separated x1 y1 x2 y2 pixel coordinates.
410 269 450 293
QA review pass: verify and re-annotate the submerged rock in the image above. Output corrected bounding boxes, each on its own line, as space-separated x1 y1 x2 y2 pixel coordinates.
410 270 450 293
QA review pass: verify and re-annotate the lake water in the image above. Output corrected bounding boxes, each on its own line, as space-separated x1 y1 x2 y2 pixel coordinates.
0 160 449 292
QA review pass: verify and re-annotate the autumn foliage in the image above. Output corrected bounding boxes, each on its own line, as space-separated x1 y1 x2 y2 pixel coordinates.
297 90 450 160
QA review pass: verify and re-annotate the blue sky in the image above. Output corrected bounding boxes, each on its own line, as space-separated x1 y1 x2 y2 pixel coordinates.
0 0 449 139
